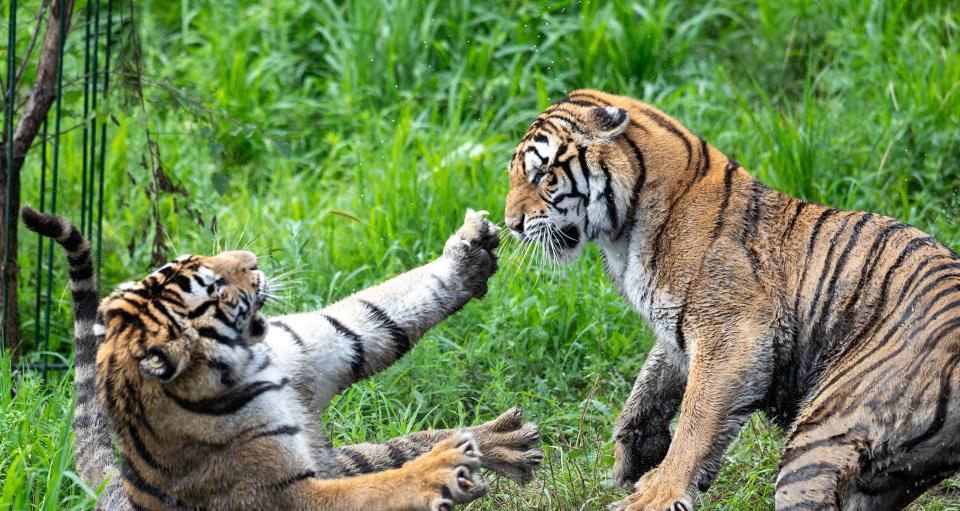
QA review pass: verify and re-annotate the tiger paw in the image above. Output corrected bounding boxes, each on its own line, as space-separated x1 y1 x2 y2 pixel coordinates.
407 432 484 511
607 469 694 511
443 209 500 298
612 422 671 489
468 407 543 484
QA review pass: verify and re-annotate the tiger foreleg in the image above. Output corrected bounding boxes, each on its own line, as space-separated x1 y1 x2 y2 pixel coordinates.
609 329 772 511
302 432 482 511
270 209 501 411
612 342 686 489
334 408 542 485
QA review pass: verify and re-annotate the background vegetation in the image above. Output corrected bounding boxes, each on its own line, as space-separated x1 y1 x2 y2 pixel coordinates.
3 0 959 509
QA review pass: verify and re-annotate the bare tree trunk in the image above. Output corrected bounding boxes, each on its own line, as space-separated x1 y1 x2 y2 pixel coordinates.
0 0 75 358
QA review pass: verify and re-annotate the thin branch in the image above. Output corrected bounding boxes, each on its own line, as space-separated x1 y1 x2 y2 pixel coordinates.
12 0 76 160
5 1 52 104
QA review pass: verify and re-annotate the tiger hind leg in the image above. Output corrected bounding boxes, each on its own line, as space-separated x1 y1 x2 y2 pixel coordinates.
775 427 866 511
331 408 542 483
777 418 960 511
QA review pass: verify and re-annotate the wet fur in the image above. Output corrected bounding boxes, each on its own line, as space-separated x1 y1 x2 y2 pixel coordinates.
504 90 960 510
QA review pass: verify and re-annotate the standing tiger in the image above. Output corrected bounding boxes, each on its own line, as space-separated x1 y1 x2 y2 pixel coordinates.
504 89 960 511
22 206 543 511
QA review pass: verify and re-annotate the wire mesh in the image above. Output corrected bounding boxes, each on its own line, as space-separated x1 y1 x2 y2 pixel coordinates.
1 0 115 375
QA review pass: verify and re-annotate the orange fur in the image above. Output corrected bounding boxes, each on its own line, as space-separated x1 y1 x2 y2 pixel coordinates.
505 90 960 511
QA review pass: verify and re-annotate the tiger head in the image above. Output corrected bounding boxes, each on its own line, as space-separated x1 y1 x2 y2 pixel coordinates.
94 251 269 399
505 90 646 264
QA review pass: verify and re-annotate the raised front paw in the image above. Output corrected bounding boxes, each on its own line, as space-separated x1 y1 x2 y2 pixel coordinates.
607 469 693 511
469 407 544 484
612 422 671 489
407 432 485 511
443 209 500 298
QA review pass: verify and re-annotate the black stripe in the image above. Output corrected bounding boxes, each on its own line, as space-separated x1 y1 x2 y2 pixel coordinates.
213 304 235 327
250 425 302 441
546 113 585 134
72 412 93 429
712 160 739 238
901 352 960 449
560 98 602 108
323 314 366 381
74 376 96 403
187 299 218 319
777 462 840 488
568 91 610 105
171 274 193 293
697 137 710 180
359 300 412 358
265 471 316 492
101 354 119 415
811 213 873 331
556 159 586 202
68 262 95 282
780 428 868 468
207 358 235 386
674 303 687 352
781 201 808 248
526 146 547 164
386 442 407 467
805 213 855 323
836 222 911 315
340 448 376 474
66 249 91 267
792 208 839 319
269 320 305 348
74 334 99 366
741 180 767 279
122 457 179 507
164 378 289 415
108 307 146 333
72 289 99 323
127 425 164 471
567 91 610 105
62 228 84 252
810 312 960 429
430 274 450 292
149 300 183 331
196 326 238 347
841 235 935 349
807 236 938 406
638 108 692 171
616 135 647 241
576 145 593 237
598 158 619 235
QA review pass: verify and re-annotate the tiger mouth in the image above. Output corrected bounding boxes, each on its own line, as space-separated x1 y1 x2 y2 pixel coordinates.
521 222 582 262
556 224 580 250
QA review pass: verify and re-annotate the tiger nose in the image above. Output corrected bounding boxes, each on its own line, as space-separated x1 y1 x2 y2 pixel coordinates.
508 214 525 233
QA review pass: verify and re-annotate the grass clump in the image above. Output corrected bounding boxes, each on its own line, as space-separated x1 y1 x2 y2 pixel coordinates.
3 0 959 509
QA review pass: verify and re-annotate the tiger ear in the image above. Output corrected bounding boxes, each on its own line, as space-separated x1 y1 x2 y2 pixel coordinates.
584 106 629 141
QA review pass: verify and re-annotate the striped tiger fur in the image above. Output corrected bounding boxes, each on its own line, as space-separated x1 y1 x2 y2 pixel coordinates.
503 90 960 511
22 206 543 511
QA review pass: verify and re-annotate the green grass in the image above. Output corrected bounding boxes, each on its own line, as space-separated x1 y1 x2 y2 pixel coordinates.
3 0 960 509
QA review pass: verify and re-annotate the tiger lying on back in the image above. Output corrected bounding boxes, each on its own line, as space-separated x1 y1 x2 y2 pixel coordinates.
23 206 543 511
504 90 960 511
